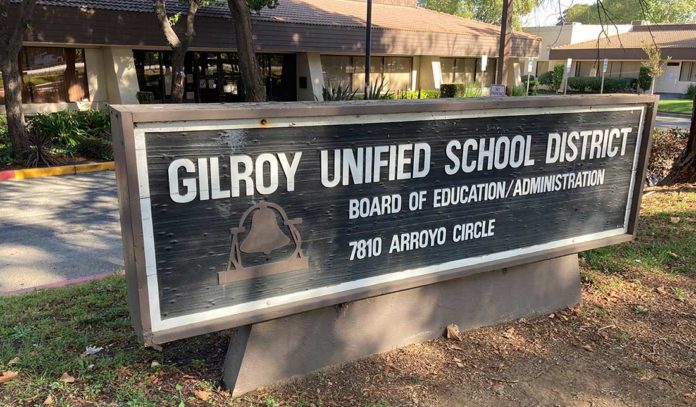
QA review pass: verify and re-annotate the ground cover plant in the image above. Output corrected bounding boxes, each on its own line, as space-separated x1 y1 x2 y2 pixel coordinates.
1 184 694 406
658 99 693 115
0 110 112 169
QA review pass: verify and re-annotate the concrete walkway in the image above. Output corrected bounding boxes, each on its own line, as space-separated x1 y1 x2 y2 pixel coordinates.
655 113 691 129
0 171 122 294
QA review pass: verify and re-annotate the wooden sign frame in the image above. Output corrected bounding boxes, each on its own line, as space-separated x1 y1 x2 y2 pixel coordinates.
111 95 656 345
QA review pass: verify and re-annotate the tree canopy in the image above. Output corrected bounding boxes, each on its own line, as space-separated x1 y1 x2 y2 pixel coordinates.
418 0 542 28
561 0 696 25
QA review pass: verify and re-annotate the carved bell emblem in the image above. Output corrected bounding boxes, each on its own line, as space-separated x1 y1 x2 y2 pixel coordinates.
240 205 291 255
218 201 309 285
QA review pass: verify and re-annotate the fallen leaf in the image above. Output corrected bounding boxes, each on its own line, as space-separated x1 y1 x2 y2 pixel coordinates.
0 371 18 384
194 390 211 401
446 324 462 341
583 344 594 352
7 357 19 366
656 286 668 295
548 313 556 319
670 217 680 224
151 361 161 368
667 251 679 259
59 372 76 383
43 395 54 405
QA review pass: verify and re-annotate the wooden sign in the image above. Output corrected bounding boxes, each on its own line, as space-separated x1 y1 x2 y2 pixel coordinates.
111 95 656 345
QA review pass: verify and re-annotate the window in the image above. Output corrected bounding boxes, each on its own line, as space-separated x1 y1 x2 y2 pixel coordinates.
321 55 413 93
0 47 88 104
440 57 496 87
680 62 696 82
574 61 597 77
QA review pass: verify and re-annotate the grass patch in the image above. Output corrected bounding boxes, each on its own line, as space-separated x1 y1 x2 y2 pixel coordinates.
1 185 694 405
658 99 693 115
582 185 696 276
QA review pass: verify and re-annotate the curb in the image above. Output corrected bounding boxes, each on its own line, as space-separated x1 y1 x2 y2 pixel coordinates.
0 161 115 181
1 271 120 297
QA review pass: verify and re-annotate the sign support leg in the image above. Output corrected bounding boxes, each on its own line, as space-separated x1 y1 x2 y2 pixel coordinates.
222 325 253 392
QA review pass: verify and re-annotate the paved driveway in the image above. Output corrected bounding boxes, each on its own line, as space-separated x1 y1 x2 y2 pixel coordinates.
0 171 122 294
655 114 691 129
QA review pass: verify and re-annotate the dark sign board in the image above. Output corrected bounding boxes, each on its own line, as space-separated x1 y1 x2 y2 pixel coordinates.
111 96 656 344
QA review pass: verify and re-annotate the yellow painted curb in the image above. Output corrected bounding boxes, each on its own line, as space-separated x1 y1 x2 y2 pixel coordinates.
10 162 115 180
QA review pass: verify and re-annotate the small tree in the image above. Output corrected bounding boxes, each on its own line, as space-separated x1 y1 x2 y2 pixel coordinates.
153 0 208 103
641 43 670 95
0 0 37 160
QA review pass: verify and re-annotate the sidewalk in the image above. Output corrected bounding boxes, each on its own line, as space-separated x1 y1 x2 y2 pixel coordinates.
655 112 691 129
0 171 123 294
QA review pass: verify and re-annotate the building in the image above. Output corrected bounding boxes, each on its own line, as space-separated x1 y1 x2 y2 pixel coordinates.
1 0 540 114
546 23 696 95
523 23 633 76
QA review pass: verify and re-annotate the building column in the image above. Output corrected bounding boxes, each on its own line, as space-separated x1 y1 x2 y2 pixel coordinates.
102 47 140 105
418 56 441 91
84 48 109 108
296 52 324 101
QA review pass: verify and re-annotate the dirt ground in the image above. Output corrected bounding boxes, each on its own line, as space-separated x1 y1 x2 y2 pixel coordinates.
235 267 695 407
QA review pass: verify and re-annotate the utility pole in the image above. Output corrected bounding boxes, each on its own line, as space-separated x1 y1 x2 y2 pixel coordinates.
364 0 373 98
496 0 513 88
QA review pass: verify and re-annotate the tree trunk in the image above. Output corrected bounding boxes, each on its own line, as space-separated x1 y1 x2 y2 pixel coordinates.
228 0 266 102
170 46 187 103
1 55 27 160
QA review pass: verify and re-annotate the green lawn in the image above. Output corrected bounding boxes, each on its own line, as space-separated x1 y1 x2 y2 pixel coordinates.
658 99 693 115
0 186 695 406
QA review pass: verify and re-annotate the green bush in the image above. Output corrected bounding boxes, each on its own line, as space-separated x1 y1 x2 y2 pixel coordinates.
393 90 440 100
552 64 565 91
684 84 696 100
603 77 635 93
440 83 482 98
27 110 111 160
638 66 652 92
0 115 12 165
510 85 526 96
567 76 601 93
522 76 539 95
538 71 553 86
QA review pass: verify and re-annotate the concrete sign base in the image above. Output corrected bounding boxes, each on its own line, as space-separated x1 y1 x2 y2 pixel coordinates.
223 254 581 395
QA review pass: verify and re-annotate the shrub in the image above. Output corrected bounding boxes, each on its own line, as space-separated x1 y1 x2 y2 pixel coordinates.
440 83 482 98
510 85 526 96
27 110 111 161
647 128 688 185
567 76 601 93
552 64 565 91
522 76 539 95
0 115 12 165
394 90 440 100
440 84 459 98
603 77 635 93
638 66 652 92
321 83 357 101
25 127 61 168
365 75 393 100
77 136 113 161
684 84 696 100
538 71 553 86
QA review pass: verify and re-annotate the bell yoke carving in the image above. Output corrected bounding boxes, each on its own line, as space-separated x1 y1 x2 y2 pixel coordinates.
218 201 309 285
